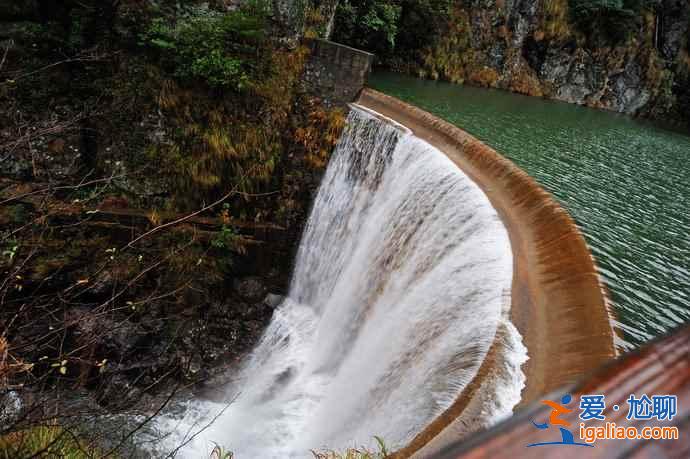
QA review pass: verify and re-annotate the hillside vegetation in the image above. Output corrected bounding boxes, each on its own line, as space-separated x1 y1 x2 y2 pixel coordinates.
332 0 690 124
1 1 343 455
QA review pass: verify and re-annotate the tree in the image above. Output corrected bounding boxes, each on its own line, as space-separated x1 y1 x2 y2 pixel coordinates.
569 0 645 44
332 0 401 56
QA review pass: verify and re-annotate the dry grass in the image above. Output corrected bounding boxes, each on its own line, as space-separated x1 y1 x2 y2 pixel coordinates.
206 437 389 459
540 0 572 41
0 423 101 459
418 7 473 83
294 100 346 169
312 437 389 459
312 450 388 459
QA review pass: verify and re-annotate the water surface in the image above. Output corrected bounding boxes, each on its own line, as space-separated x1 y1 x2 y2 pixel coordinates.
371 72 690 349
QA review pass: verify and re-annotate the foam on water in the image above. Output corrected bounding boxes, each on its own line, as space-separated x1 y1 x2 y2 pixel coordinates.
153 107 527 458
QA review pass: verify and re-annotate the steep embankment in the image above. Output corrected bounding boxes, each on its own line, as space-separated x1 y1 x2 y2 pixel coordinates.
357 88 617 457
0 0 345 425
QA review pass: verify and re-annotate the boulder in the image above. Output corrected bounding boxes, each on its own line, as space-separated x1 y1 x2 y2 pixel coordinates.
233 276 268 303
263 293 285 309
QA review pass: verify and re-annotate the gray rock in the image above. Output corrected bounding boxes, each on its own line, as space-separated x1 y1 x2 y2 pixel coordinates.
263 293 285 309
432 2 686 118
271 0 307 46
659 0 690 61
67 308 150 359
233 276 268 303
0 391 22 426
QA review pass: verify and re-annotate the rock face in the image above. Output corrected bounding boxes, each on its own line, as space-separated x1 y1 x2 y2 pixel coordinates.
270 0 307 46
409 0 690 120
233 276 269 302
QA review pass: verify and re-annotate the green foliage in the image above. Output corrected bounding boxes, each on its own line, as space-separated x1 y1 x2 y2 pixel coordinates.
569 0 645 44
373 436 389 456
394 0 452 58
362 2 401 47
212 225 239 251
67 9 86 52
332 0 402 56
141 5 269 90
332 0 451 62
212 204 241 252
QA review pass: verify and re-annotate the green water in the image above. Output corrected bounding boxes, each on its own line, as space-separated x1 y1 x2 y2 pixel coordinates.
370 72 690 350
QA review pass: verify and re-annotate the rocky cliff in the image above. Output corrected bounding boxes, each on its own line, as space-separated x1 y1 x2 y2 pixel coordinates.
426 0 689 119
334 0 690 123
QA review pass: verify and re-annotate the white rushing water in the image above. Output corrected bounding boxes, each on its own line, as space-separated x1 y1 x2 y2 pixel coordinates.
154 106 527 458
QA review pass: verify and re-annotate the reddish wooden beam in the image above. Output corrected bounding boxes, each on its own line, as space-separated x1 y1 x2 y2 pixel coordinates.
437 325 690 458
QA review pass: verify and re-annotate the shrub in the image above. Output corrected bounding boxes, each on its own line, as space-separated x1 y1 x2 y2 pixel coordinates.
332 0 451 63
569 0 644 44
332 0 402 56
394 0 452 59
142 4 269 90
417 5 473 82
212 204 243 254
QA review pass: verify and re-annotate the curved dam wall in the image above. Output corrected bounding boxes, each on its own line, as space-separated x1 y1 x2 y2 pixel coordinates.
356 89 617 457
154 105 526 458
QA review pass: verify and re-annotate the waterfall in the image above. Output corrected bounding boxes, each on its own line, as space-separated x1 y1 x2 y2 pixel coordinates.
154 106 527 458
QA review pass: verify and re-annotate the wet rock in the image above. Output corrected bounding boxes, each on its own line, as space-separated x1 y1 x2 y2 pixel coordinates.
0 391 22 426
67 308 151 360
0 126 83 180
608 62 651 114
99 373 143 407
659 0 690 61
233 276 268 303
181 353 204 377
106 153 167 202
263 293 284 309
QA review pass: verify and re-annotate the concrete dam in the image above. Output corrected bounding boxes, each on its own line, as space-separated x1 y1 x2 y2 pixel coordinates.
152 85 615 457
